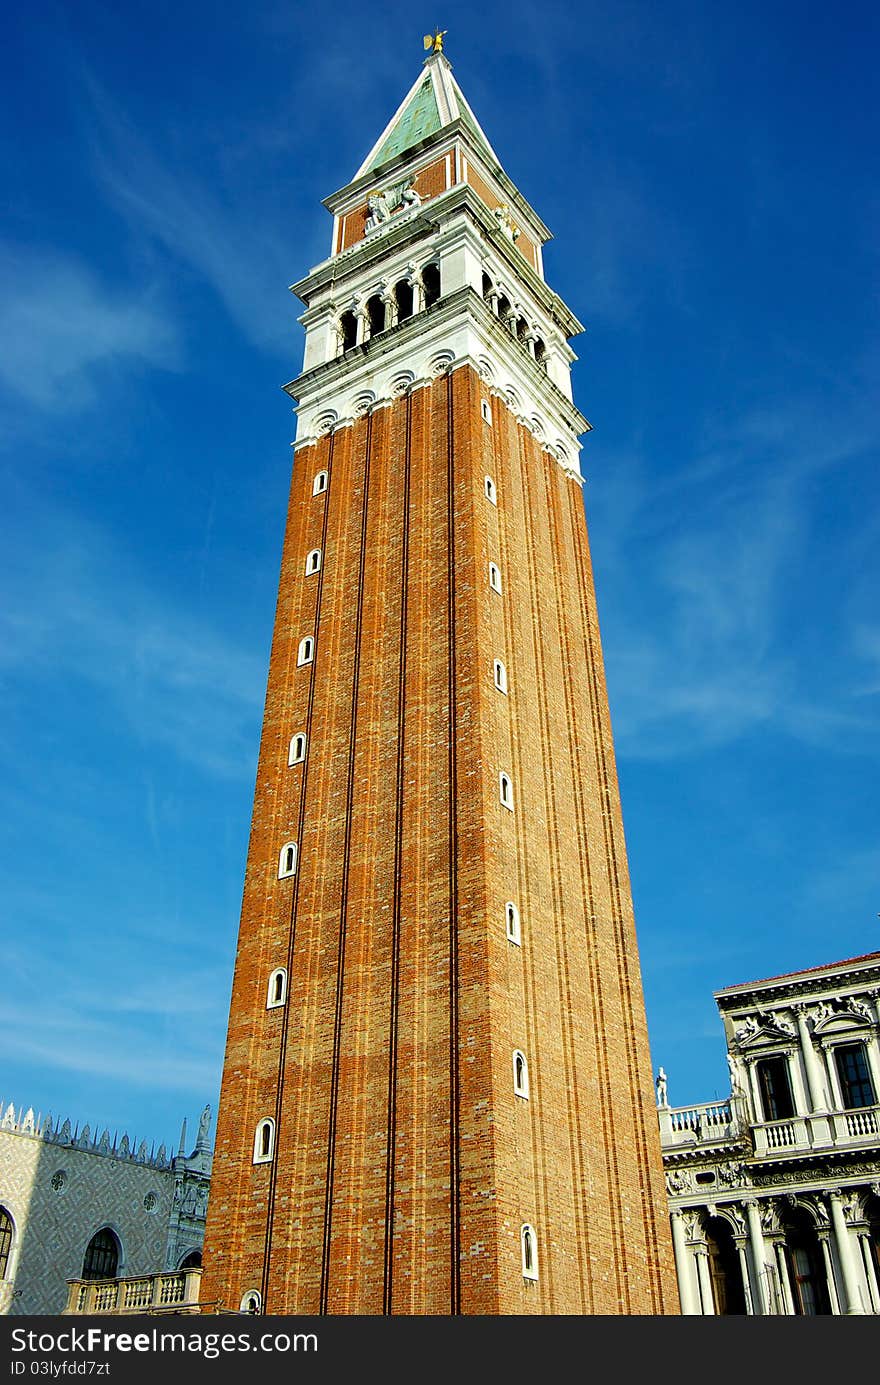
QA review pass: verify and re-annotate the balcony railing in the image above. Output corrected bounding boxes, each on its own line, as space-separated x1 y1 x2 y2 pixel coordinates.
660 1098 880 1157
749 1105 880 1158
64 1270 202 1315
660 1100 742 1148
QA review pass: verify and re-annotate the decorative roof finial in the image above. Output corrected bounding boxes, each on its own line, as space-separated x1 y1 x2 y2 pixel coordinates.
423 29 447 55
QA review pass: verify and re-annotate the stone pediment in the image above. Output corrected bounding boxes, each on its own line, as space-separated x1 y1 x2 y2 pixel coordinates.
733 1012 796 1050
812 997 873 1036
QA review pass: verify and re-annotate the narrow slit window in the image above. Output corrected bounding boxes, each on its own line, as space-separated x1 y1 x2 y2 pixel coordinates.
493 660 508 694
481 399 492 425
266 968 287 1009
253 1119 275 1164
312 471 328 496
305 549 321 576
297 636 314 667
489 563 502 594
513 1050 529 1098
505 901 521 945
278 842 298 878
499 773 514 812
288 733 307 766
521 1224 538 1280
484 475 497 503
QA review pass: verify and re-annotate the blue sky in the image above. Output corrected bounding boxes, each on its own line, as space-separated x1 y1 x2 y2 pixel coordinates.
2 0 878 1151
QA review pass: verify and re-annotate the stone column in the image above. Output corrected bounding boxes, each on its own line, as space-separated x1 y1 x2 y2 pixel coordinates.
793 1004 827 1110
817 1232 842 1313
381 289 398 330
744 1200 771 1314
670 1212 699 1314
747 1061 763 1123
694 1246 716 1315
774 1241 795 1314
355 307 368 346
828 1191 864 1313
734 1237 754 1314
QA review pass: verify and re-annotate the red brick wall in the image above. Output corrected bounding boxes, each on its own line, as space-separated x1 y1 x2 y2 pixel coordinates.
201 367 677 1314
464 165 539 273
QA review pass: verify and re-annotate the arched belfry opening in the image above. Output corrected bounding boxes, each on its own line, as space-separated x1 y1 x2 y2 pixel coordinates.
422 263 440 309
394 279 414 322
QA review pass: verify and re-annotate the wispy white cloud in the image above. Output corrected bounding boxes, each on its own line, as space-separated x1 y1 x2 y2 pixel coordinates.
0 495 264 779
80 80 299 353
592 401 880 758
0 243 178 409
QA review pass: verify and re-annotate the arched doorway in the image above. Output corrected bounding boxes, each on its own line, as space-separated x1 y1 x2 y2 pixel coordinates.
780 1207 831 1314
705 1216 746 1314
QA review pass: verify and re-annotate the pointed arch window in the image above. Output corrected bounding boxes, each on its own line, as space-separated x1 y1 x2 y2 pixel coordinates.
253 1118 275 1165
305 549 321 576
489 563 502 594
505 901 521 945
278 842 298 879
288 732 307 766
521 1224 538 1280
297 636 315 667
493 660 508 694
499 773 514 812
0 1208 13 1279
267 968 288 1009
312 471 328 497
513 1050 529 1099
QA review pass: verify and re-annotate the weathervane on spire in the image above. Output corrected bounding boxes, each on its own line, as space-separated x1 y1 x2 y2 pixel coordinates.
423 29 447 55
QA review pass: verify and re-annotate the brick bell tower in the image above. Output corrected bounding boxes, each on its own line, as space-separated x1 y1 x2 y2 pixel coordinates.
201 39 677 1315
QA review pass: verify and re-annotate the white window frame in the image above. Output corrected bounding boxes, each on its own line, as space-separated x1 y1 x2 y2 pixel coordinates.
513 1050 530 1099
266 968 287 1009
521 1224 538 1280
253 1119 275 1165
489 562 502 594
240 1290 262 1314
484 475 497 504
297 636 315 667
505 901 521 945
499 773 514 812
288 733 307 766
312 471 328 496
278 842 298 878
493 659 508 694
305 549 321 576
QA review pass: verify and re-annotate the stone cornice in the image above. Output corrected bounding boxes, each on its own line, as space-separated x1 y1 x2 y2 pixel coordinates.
715 958 880 1013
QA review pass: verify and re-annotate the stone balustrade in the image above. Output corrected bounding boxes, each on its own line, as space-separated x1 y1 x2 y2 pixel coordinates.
660 1100 740 1148
63 1269 202 1315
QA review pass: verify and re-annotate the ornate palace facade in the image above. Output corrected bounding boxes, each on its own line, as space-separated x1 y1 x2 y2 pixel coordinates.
660 951 880 1314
